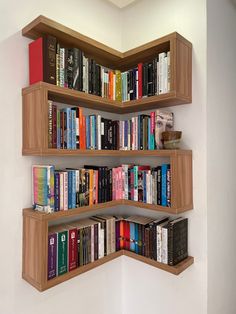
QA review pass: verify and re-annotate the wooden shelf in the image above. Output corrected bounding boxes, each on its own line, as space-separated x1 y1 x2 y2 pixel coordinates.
22 15 192 73
22 16 194 292
22 146 191 157
23 195 193 223
22 248 194 291
22 81 190 115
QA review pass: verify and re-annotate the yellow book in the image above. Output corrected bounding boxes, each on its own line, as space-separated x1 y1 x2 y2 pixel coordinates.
115 70 122 102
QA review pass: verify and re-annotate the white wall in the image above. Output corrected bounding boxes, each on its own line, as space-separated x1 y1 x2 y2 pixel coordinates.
121 1 207 314
0 1 123 314
207 0 236 313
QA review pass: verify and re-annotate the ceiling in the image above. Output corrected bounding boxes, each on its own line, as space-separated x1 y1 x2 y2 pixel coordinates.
105 0 138 8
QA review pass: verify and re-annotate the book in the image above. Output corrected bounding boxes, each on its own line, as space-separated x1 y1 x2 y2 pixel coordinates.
29 35 56 85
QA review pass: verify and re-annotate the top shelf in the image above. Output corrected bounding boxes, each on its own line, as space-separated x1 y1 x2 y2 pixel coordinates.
22 15 192 71
22 16 192 113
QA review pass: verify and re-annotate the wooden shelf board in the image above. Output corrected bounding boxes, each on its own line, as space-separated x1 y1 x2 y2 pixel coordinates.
124 251 194 275
29 251 193 291
23 198 193 222
22 81 191 114
22 146 192 157
22 15 191 72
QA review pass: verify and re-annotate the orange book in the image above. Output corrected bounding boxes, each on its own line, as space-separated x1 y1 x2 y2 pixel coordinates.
120 220 124 249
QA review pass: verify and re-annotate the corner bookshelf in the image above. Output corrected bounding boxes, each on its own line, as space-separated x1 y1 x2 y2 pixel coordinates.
22 15 194 291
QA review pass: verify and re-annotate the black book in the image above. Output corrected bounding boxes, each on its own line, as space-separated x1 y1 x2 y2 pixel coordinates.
168 218 188 266
147 62 154 96
43 34 57 85
133 68 137 100
71 107 80 149
88 59 93 94
79 50 84 91
153 58 158 95
167 164 171 207
72 48 79 90
129 70 134 100
92 59 97 95
142 63 148 97
67 48 74 89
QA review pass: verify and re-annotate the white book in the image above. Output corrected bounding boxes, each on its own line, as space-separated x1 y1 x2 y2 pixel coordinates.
161 225 168 264
59 48 65 87
135 116 138 150
63 171 68 210
97 114 101 150
167 51 171 92
99 226 105 259
158 52 166 94
131 117 135 150
164 56 168 93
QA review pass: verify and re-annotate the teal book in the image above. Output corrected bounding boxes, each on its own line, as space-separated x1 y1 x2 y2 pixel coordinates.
57 228 68 275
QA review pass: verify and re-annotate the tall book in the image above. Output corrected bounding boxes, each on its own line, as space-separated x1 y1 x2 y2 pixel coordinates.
29 35 57 85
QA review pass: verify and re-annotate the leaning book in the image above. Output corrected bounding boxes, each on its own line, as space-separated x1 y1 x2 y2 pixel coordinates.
32 165 55 213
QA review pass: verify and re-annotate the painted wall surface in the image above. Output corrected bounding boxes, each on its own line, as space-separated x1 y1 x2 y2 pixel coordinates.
0 1 123 314
207 0 236 313
121 1 207 314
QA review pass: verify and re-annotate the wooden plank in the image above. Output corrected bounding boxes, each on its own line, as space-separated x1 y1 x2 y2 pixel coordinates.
22 15 122 69
124 251 194 275
22 146 192 157
22 214 48 291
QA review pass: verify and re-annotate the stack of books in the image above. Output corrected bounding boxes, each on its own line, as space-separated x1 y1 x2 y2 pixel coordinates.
29 35 171 101
48 215 188 280
48 102 174 150
32 163 171 213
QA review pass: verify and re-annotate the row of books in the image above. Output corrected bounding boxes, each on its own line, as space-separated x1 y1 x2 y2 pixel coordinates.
48 101 174 150
48 214 188 280
29 35 171 102
32 163 171 213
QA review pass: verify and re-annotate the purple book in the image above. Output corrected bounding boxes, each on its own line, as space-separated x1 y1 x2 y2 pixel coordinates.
116 220 120 251
48 233 57 280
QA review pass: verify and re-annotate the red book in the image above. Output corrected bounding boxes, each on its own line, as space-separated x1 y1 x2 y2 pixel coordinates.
138 63 143 99
29 35 56 85
124 221 130 250
67 227 78 271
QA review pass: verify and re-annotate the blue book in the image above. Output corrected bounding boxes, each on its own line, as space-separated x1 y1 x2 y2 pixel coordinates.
57 109 60 149
129 222 135 251
54 172 60 211
67 170 72 209
71 170 76 208
161 164 168 206
90 115 96 149
134 223 139 254
86 116 90 149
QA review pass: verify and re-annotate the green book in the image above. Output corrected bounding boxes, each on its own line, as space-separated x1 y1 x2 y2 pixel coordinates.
57 229 68 275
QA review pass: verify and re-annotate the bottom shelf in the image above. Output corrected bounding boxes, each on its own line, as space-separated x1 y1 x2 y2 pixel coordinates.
23 251 194 291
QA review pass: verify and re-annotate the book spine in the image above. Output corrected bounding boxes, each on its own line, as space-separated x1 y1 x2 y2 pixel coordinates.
57 230 68 275
161 226 168 264
43 35 56 85
167 165 171 207
161 164 168 206
48 101 53 148
48 233 57 280
68 228 78 271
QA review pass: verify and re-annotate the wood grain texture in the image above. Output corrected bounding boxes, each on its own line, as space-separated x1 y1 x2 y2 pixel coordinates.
124 251 194 275
170 153 193 211
23 192 193 222
22 213 48 291
22 146 191 157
